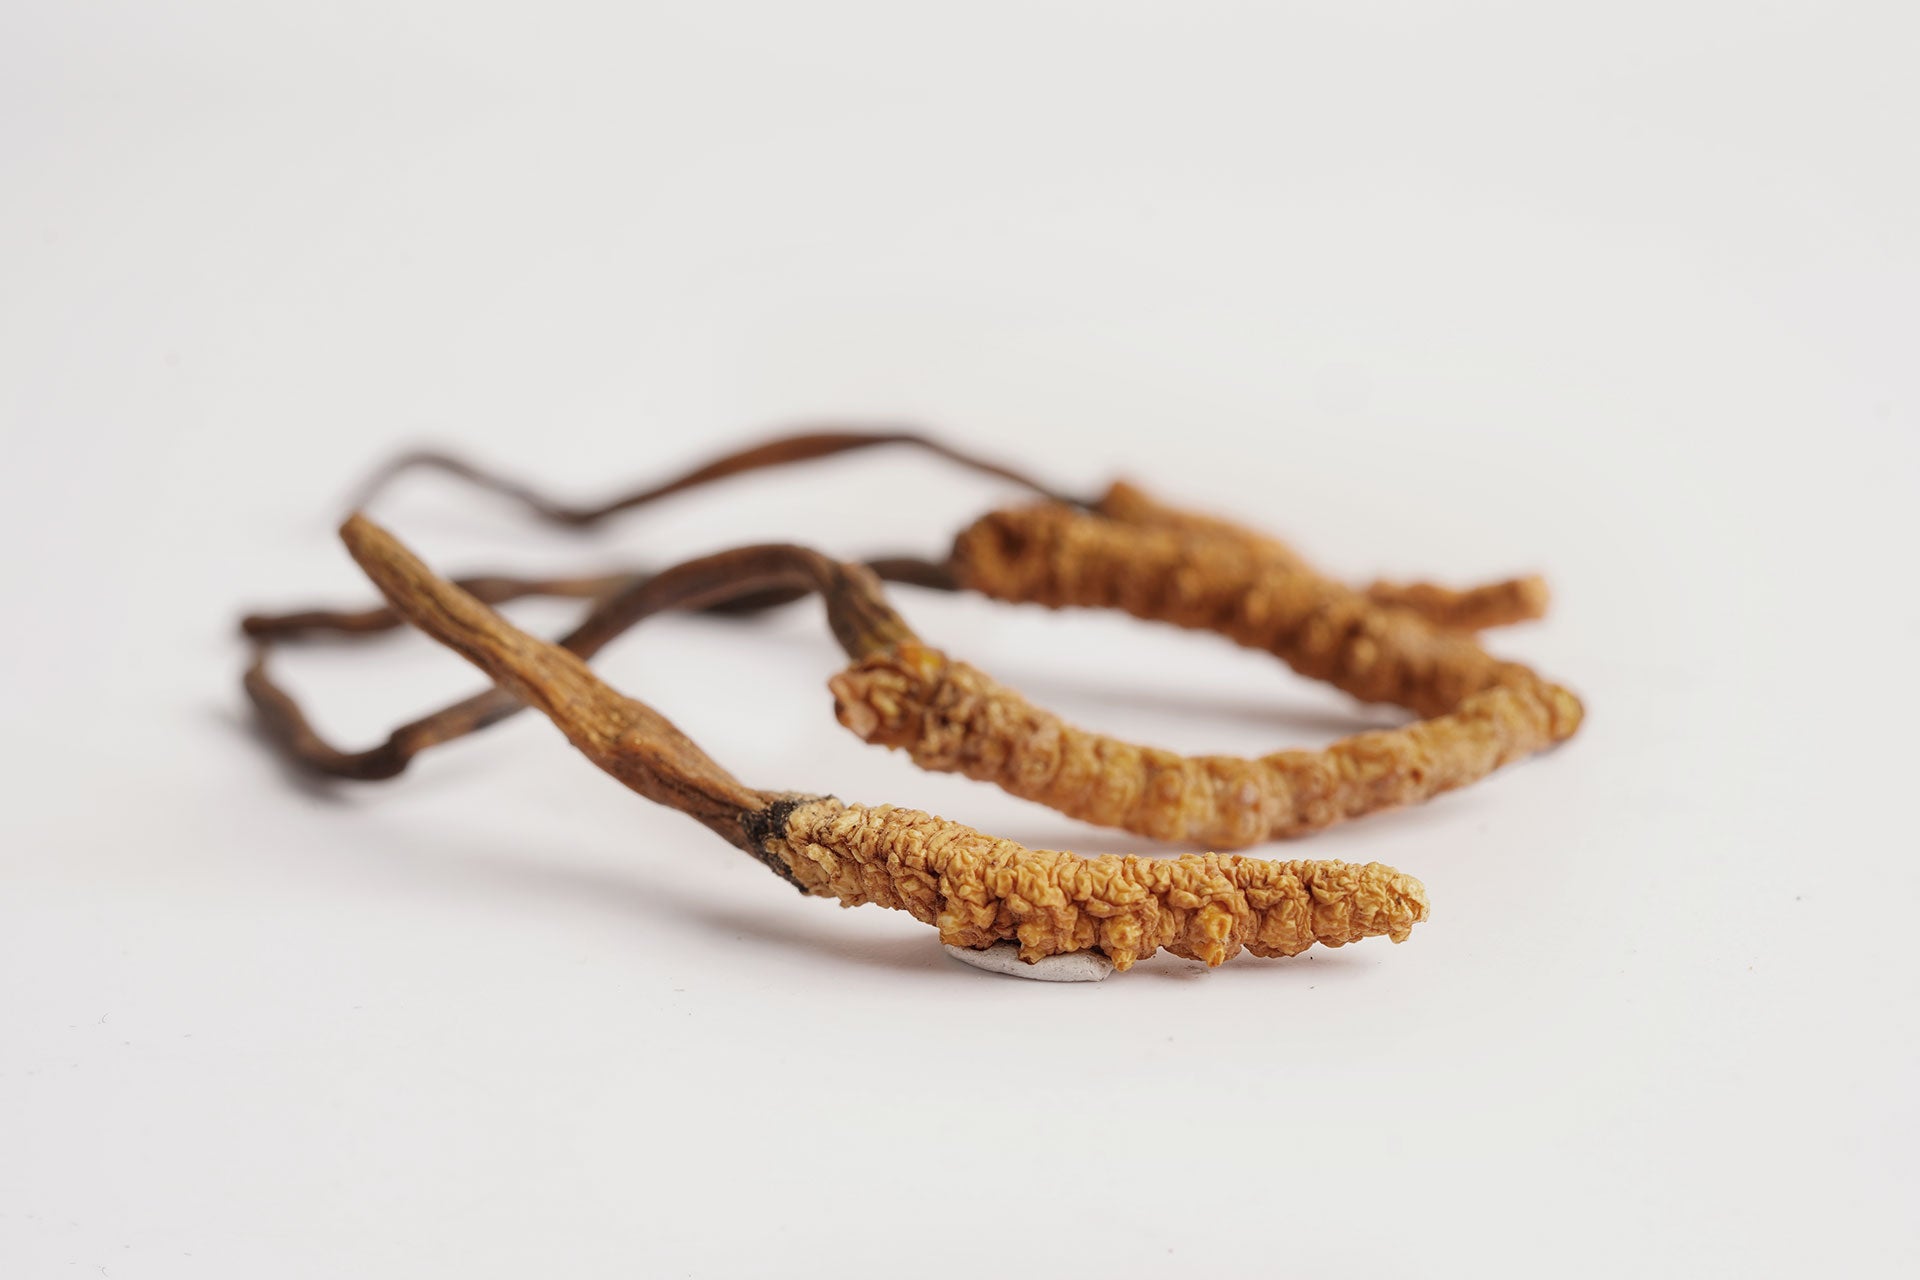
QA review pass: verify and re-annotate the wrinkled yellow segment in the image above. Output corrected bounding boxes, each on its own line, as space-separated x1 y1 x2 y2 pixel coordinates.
951 501 1585 724
1096 480 1550 630
832 642 1574 849
765 799 1428 970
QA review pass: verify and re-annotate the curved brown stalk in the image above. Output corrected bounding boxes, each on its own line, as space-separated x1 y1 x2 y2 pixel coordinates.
349 427 1090 524
242 556 954 641
242 570 643 640
244 545 920 780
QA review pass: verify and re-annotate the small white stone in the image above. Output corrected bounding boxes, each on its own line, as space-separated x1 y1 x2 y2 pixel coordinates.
943 941 1114 982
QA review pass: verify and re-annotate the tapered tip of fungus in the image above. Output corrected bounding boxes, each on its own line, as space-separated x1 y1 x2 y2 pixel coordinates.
1384 867 1432 943
1540 684 1585 741
1513 574 1551 618
1330 862 1430 946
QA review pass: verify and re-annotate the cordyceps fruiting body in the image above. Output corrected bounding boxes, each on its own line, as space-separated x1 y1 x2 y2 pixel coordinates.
314 514 1429 970
240 428 1585 977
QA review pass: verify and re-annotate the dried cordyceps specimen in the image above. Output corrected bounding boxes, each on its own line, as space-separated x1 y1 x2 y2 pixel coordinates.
768 800 1426 967
1093 478 1550 630
244 429 1581 845
947 502 1583 724
330 514 1428 970
829 639 1575 849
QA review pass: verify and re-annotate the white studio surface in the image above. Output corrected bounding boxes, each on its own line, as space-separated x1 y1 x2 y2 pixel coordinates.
2 4 1916 1277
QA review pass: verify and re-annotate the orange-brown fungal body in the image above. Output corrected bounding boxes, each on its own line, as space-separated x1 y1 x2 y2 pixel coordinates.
831 641 1574 849
951 501 1583 727
766 799 1428 969
1095 479 1549 630
1362 575 1551 632
1095 479 1313 572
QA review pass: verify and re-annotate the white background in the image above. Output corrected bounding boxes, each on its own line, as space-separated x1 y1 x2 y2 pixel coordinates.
4 3 1917 1276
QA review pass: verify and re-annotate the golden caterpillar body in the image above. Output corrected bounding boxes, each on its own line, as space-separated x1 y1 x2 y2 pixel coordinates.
766 798 1429 969
1096 479 1550 631
950 501 1583 728
832 642 1572 850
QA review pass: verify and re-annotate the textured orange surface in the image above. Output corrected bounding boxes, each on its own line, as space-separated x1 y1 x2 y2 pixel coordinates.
951 501 1584 723
832 641 1573 849
1096 479 1549 629
768 798 1428 968
864 499 1588 845
1363 575 1551 632
1095 478 1313 570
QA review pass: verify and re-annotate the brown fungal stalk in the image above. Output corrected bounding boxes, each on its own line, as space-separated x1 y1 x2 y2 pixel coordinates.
244 549 935 779
348 427 1093 525
335 513 1428 969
